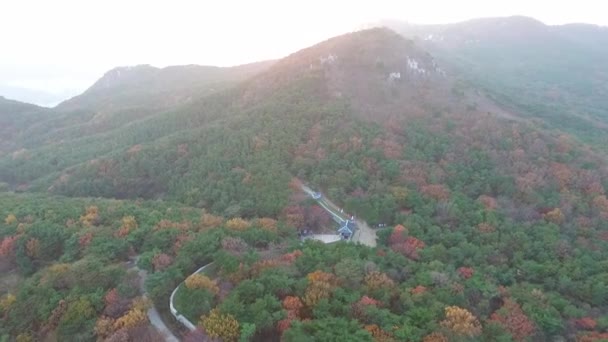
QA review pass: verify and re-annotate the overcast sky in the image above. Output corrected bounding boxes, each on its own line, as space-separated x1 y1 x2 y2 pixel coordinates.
1 0 606 106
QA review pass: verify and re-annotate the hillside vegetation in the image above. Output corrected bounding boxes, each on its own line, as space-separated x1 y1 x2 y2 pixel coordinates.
0 26 607 341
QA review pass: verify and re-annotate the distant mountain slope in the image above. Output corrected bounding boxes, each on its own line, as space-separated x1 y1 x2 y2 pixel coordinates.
0 61 273 156
2 27 608 226
385 16 608 147
0 96 48 156
0 28 478 211
58 61 274 111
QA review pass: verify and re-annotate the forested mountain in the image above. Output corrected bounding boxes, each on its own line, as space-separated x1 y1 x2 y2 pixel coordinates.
0 61 273 157
0 97 48 157
384 16 608 147
1 25 608 341
58 62 274 112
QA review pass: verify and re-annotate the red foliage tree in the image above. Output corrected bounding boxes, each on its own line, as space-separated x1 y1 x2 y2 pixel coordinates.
577 332 608 342
421 184 450 201
490 299 535 341
392 236 425 260
574 317 597 330
411 285 428 295
304 205 332 231
79 232 93 249
388 225 407 246
478 195 498 210
458 267 474 279
277 318 293 335
103 288 130 318
0 235 18 258
280 250 303 264
282 296 303 312
282 205 305 229
152 253 173 271
352 296 380 320
278 296 304 335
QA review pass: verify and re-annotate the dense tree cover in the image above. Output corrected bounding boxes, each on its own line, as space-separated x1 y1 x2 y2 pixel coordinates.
0 28 607 341
0 193 296 340
181 230 607 341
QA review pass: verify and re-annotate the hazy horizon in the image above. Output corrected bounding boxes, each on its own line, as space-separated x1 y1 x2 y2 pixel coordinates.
2 0 607 107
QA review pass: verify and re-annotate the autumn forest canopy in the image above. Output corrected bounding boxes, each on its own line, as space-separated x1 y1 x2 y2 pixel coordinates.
1 17 608 342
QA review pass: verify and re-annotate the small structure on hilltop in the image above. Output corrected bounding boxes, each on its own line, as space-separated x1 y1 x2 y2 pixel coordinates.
338 220 356 239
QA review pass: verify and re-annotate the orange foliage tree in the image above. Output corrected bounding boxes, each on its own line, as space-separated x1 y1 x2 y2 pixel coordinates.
544 208 565 225
307 270 336 285
364 324 395 341
114 304 147 331
364 271 395 291
257 217 278 232
200 308 240 342
4 214 17 225
199 213 223 230
116 216 138 237
80 206 100 227
225 218 250 231
422 332 448 342
25 238 40 258
457 267 474 279
440 306 482 337
303 279 332 307
94 316 116 339
185 274 219 295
